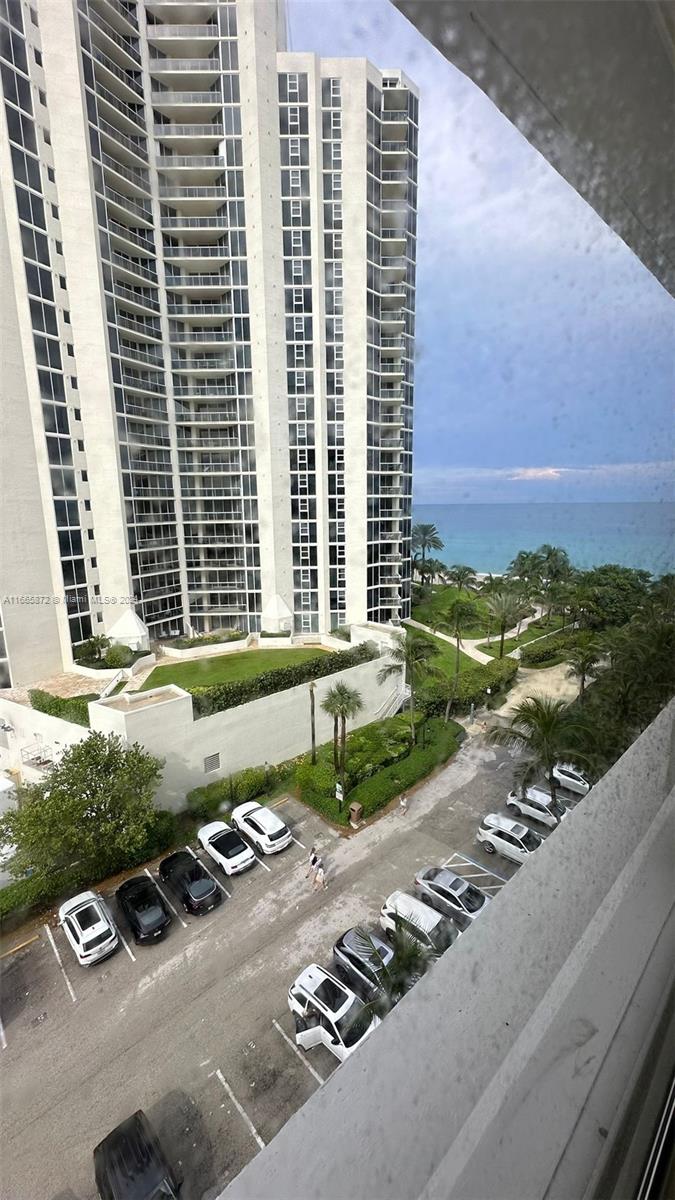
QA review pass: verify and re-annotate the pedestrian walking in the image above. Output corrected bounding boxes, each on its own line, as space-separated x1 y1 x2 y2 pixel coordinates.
305 845 319 879
313 860 327 891
399 792 408 816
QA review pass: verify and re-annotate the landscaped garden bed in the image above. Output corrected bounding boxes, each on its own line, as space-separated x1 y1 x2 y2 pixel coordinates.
141 646 332 695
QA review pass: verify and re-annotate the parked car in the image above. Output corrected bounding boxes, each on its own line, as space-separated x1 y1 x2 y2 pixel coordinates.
58 891 118 967
546 762 591 796
477 813 542 864
197 820 256 875
116 876 172 944
506 786 567 827
231 801 292 854
414 866 491 931
94 1109 182 1199
288 963 380 1063
158 851 222 915
333 926 396 1002
380 890 458 953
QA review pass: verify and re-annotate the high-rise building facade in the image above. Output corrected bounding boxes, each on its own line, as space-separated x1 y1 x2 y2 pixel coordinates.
0 0 418 687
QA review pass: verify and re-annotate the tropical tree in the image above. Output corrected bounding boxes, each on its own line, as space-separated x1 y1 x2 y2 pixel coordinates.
485 591 522 659
80 634 110 663
0 732 163 888
350 920 439 1015
308 681 317 765
411 523 443 586
321 682 364 809
565 636 600 700
538 543 572 583
378 630 441 744
437 597 479 720
488 696 590 808
479 574 502 643
507 549 544 587
446 564 477 594
320 687 341 772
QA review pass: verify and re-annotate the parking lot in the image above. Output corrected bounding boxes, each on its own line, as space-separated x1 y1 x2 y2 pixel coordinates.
0 736 578 1200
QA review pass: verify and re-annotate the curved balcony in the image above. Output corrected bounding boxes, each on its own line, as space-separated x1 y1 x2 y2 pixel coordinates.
104 184 153 225
113 282 161 313
92 47 143 100
98 118 148 167
111 253 158 285
102 153 150 195
87 5 141 67
95 84 146 133
108 219 155 256
116 314 162 342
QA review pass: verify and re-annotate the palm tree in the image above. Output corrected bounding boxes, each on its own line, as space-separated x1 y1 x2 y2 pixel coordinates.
446 564 477 595
507 549 544 587
566 637 600 700
411 523 443 586
485 591 521 659
538 543 572 583
308 681 317 764
378 630 441 744
437 597 479 720
320 687 341 773
322 682 364 809
488 696 590 809
351 921 439 1015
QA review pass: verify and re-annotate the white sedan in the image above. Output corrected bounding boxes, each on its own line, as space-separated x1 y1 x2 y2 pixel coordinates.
197 820 256 875
230 801 292 854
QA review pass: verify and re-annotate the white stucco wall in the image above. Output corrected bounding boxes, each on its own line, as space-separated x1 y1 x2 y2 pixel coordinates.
91 654 402 809
0 700 89 785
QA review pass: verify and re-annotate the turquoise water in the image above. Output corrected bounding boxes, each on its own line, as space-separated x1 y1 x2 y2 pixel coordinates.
412 502 675 576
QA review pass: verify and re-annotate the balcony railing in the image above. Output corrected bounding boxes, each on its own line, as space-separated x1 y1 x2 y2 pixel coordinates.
95 84 145 130
108 218 155 253
119 342 164 367
172 356 234 370
169 330 234 343
87 6 141 64
151 91 222 105
92 47 143 97
381 109 408 121
101 152 150 192
113 282 161 312
157 154 226 169
104 184 152 222
167 302 233 315
161 215 229 229
150 57 220 72
154 123 224 137
158 185 226 199
173 384 236 397
165 273 231 288
148 24 219 37
98 117 148 163
381 140 408 152
116 315 161 340
163 244 228 258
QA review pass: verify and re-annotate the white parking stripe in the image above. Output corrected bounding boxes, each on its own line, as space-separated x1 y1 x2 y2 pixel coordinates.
272 1019 324 1085
213 1068 265 1149
291 835 306 850
0 1015 7 1050
117 927 136 963
144 868 188 929
443 852 507 882
185 845 231 898
44 924 77 1003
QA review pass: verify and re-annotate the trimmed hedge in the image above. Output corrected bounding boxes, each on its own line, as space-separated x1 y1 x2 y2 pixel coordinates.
520 629 579 666
104 644 133 668
191 641 378 717
419 657 518 717
186 758 298 821
297 718 462 825
28 689 96 727
167 630 244 650
260 630 291 638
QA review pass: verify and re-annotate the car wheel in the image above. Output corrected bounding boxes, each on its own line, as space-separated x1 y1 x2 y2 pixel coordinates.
511 805 522 817
483 841 496 854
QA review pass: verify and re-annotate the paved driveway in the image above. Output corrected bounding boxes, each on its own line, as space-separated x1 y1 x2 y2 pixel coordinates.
0 735 572 1200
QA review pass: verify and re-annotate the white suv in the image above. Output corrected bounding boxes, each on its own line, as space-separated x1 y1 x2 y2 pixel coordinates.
547 762 591 796
380 890 458 952
288 964 380 1063
506 786 566 827
476 814 542 865
58 891 118 966
231 802 292 854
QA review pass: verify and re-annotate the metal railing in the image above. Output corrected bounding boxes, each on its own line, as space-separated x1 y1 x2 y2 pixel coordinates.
101 152 149 191
159 185 226 198
151 90 222 104
114 282 160 311
154 123 223 137
165 273 231 288
173 383 236 397
98 117 148 162
161 215 229 229
169 330 234 342
163 244 228 257
116 315 161 339
157 154 226 168
95 84 145 129
118 342 164 367
167 302 233 315
381 109 408 121
171 356 234 370
104 184 152 221
150 57 220 72
381 140 408 152
87 6 141 63
112 254 158 284
108 219 154 253
92 48 142 96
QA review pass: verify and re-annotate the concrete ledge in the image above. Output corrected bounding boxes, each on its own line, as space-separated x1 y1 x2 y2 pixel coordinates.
220 701 675 1200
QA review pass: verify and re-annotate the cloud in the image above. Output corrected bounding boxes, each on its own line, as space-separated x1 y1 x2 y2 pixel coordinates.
509 467 565 480
414 461 675 503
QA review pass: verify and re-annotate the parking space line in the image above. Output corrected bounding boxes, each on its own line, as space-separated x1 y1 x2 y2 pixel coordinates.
117 927 136 963
241 842 271 872
185 845 232 898
213 1068 265 1149
443 852 507 882
272 1019 324 1085
43 923 77 1003
0 1015 7 1050
291 835 306 850
144 868 188 929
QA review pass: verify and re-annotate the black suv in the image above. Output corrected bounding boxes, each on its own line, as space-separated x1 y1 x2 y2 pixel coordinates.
94 1109 181 1199
117 876 172 944
158 851 222 915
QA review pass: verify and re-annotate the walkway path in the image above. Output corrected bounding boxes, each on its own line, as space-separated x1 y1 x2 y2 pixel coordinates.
407 606 544 665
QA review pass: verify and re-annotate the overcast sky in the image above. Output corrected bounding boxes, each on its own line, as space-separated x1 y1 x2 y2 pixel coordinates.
287 0 675 504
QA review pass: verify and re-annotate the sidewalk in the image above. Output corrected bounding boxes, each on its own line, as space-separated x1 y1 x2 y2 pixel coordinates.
407 606 544 665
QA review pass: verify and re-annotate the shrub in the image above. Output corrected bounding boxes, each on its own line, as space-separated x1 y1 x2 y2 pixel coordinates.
520 630 578 666
104 644 133 668
167 630 244 650
28 689 94 727
260 630 291 638
330 626 352 642
419 658 518 717
140 809 178 859
0 872 65 923
185 762 283 819
191 641 378 717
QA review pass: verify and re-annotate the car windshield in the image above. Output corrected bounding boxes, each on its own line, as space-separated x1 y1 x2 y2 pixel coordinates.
336 999 372 1047
84 930 112 950
462 884 486 913
189 878 215 900
429 920 454 952
551 799 565 817
522 829 540 851
212 831 246 858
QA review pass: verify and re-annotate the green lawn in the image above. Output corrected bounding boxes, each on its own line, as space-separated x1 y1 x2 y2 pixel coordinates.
411 584 492 639
477 616 565 659
417 629 477 676
141 647 326 692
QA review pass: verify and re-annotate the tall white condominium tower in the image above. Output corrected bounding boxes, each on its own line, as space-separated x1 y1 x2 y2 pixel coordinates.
0 0 418 687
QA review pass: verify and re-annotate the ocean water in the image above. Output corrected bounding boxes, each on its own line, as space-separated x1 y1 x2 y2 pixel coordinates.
412 502 675 577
